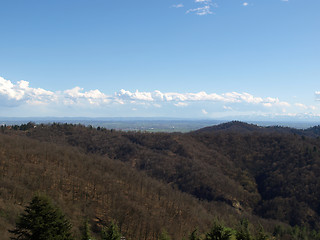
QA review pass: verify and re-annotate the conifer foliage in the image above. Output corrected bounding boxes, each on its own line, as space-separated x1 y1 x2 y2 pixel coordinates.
9 194 73 240
235 219 251 240
205 222 232 240
101 222 121 240
81 218 93 240
189 229 201 240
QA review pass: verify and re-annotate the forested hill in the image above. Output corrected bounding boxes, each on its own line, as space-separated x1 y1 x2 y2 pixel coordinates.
193 120 320 137
1 121 320 239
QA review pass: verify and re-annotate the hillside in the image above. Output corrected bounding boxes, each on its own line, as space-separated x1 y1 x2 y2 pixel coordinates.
1 121 320 239
0 133 216 239
193 120 320 137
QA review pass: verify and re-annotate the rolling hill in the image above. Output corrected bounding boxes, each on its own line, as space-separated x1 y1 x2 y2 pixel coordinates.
1 121 320 239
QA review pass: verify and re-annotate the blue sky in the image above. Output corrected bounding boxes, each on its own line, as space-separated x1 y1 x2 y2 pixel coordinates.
0 0 319 120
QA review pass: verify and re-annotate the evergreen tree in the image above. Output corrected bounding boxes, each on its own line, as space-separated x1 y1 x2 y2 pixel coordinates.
101 221 121 240
81 218 93 240
205 222 232 240
255 226 268 240
9 194 73 240
159 230 171 240
236 219 252 240
189 229 201 240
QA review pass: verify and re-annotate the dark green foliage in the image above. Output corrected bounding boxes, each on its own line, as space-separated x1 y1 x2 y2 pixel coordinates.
159 230 171 240
189 229 201 240
205 222 232 240
273 225 285 238
9 194 73 240
101 222 121 240
81 218 93 240
254 226 268 240
236 219 252 240
0 125 5 133
310 230 320 240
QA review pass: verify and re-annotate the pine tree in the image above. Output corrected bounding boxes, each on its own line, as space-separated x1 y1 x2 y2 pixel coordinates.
81 218 93 240
101 221 121 240
236 219 252 240
205 222 232 240
159 230 171 240
189 229 201 240
9 194 73 240
255 225 268 240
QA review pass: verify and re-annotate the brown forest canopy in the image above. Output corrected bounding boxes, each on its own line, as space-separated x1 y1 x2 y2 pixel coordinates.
1 121 320 239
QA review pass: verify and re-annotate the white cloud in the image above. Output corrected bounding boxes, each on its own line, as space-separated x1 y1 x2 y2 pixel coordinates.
174 0 288 16
64 87 110 105
195 0 211 3
186 0 217 16
116 89 153 102
223 105 233 110
295 103 308 109
263 103 272 108
64 87 84 99
114 89 292 110
172 3 184 8
186 5 212 15
174 102 188 107
223 92 263 104
202 109 208 115
1 76 318 119
0 77 293 110
153 103 162 108
262 97 290 107
295 103 317 111
0 77 112 107
0 76 55 105
0 77 23 100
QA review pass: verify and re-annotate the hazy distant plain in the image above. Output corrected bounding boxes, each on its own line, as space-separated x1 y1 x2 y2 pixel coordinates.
1 118 319 132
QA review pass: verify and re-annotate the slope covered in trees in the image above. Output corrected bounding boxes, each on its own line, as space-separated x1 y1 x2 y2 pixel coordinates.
0 133 215 239
9 194 73 240
1 121 320 239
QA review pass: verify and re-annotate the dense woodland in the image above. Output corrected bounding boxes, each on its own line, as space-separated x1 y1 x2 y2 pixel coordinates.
1 121 320 239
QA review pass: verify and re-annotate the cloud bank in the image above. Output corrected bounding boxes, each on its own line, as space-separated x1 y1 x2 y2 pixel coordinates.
0 77 55 106
0 76 318 118
0 76 291 107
